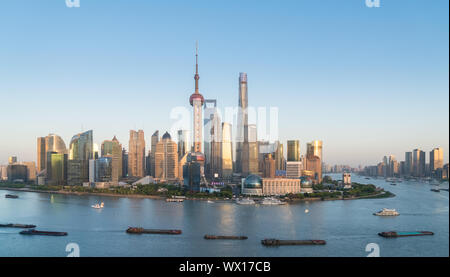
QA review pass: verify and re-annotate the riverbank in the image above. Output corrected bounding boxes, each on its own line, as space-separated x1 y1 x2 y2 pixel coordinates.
0 186 394 203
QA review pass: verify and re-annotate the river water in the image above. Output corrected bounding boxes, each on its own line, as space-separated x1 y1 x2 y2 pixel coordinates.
0 174 448 257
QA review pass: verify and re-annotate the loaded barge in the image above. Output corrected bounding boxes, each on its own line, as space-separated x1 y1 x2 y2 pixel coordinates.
126 227 182 235
378 231 434 238
0 223 36 228
204 235 248 240
261 239 326 246
19 229 68 236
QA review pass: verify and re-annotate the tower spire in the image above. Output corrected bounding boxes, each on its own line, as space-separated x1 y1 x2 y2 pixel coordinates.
194 41 199 94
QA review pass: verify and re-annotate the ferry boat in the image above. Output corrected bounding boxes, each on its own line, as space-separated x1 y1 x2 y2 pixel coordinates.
166 198 184 202
91 202 104 209
373 208 399 216
261 197 286 205
235 198 255 205
207 200 214 203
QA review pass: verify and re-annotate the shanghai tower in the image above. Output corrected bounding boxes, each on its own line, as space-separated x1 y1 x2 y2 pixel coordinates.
236 72 249 175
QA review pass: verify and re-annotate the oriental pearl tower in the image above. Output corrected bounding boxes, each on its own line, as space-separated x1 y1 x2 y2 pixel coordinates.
189 43 205 153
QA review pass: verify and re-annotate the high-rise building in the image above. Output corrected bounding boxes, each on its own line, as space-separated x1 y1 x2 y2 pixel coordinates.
243 124 259 176
38 134 67 175
37 137 46 172
155 132 178 180
405 152 413 176
8 156 17 164
236 72 249 174
274 141 285 171
183 152 205 192
286 161 302 178
177 130 190 160
307 140 323 162
22 161 36 182
46 152 67 185
305 155 322 183
287 140 300 162
189 44 204 153
68 130 93 185
7 164 27 182
221 122 233 178
430 147 444 172
204 99 221 177
128 130 145 177
412 149 426 177
150 130 159 177
90 157 112 183
101 136 123 184
122 148 128 177
263 153 276 178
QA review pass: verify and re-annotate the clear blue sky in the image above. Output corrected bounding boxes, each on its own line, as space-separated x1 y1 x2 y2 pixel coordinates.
0 0 448 166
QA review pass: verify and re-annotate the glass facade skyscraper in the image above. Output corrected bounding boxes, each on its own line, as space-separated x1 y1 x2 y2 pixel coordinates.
68 130 93 185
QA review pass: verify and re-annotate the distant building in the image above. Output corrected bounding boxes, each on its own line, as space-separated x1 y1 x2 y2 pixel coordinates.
183 152 205 192
287 140 300 162
7 164 27 182
46 152 67 185
274 141 285 171
241 174 301 196
8 156 17 164
155 132 178 181
221 122 233 178
150 130 159 177
343 172 351 184
22 161 36 182
430 147 444 173
412 149 426 177
128 130 146 177
286 161 302 178
68 130 93 185
37 134 67 174
263 153 276 178
101 136 123 184
89 157 112 183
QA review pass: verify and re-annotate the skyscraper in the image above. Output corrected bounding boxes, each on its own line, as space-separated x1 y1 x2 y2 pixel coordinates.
189 44 204 153
430 147 444 171
221 122 233 178
46 152 67 185
236 72 249 175
287 140 300 162
177 130 190 160
101 136 123 184
204 99 221 176
155 132 178 180
150 130 159 177
274 141 286 171
37 134 67 175
405 152 413 176
413 149 426 177
68 130 93 185
243 124 259 176
128 130 146 177
307 140 323 162
37 137 46 172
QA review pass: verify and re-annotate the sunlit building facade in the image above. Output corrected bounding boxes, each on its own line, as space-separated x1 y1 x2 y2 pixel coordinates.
101 136 123 184
128 130 145 177
68 130 93 185
221 122 233 178
155 132 178 181
287 140 300 162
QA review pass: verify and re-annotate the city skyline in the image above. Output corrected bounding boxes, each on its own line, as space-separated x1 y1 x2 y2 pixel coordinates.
0 0 449 166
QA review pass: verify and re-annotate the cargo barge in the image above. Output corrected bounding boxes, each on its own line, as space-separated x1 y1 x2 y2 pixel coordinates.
126 227 182 235
378 231 434 238
5 194 19 199
204 235 248 240
0 223 36 228
19 229 68 236
261 239 326 246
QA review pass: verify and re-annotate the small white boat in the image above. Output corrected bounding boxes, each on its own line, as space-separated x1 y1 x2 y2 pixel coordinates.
305 209 309 213
92 202 104 209
207 200 214 203
236 198 255 205
261 197 286 205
